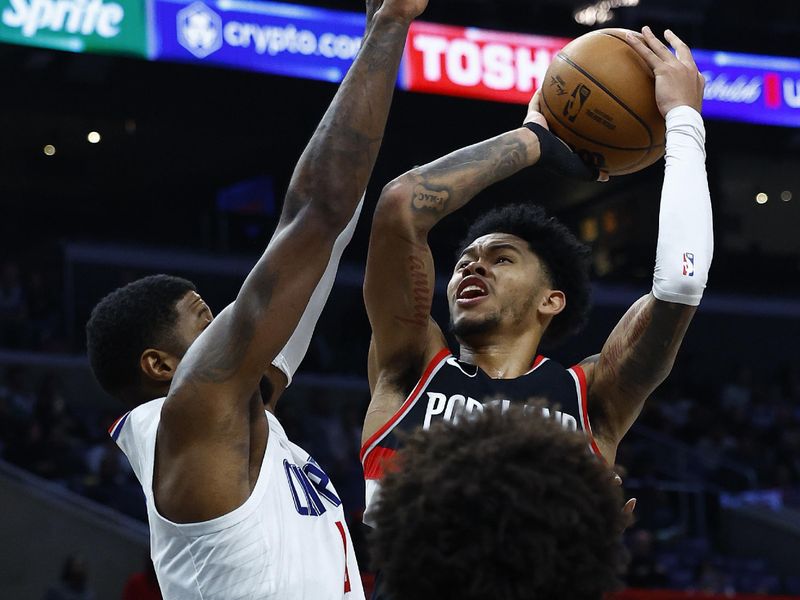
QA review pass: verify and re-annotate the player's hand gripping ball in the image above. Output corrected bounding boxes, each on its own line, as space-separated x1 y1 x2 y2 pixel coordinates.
540 28 665 176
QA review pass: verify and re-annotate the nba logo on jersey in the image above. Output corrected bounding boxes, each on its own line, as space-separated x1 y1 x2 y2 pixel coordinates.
682 252 695 276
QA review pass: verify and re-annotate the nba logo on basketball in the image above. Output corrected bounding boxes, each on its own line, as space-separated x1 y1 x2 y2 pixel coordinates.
683 252 695 276
564 84 592 122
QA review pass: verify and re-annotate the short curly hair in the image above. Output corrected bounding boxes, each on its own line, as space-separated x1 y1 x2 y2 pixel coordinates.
86 274 197 397
457 203 591 345
370 408 628 600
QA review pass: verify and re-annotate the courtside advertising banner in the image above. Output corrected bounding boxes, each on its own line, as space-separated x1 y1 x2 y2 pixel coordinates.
401 22 800 127
693 50 800 128
401 21 571 105
152 0 366 82
0 0 148 56
1 0 798 128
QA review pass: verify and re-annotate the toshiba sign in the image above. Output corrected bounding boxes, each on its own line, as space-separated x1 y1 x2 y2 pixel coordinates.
401 21 570 104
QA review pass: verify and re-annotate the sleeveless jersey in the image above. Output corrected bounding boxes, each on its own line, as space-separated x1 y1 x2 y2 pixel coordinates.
110 398 365 600
360 348 602 527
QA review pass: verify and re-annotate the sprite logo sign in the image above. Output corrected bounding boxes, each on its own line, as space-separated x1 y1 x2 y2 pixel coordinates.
0 0 148 56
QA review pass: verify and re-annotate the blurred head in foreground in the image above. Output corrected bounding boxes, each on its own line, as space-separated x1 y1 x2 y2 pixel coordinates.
370 407 628 600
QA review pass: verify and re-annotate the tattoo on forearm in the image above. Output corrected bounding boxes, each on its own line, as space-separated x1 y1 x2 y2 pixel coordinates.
408 135 532 215
603 298 694 396
412 185 449 212
496 139 529 175
394 253 432 329
286 18 408 217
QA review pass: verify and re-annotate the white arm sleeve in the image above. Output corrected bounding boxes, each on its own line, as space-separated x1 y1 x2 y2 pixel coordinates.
651 106 713 306
271 196 364 385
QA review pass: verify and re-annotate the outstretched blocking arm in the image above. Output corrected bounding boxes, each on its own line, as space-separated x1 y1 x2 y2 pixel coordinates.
158 0 426 523
582 28 712 461
363 98 598 438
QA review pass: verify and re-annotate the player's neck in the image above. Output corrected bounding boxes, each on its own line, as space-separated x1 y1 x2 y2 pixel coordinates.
458 330 542 379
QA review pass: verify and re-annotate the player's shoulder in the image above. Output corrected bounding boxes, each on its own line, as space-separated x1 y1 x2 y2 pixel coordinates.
109 396 166 442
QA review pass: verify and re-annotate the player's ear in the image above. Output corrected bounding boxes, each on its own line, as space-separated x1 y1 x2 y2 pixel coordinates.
539 290 566 317
140 348 179 383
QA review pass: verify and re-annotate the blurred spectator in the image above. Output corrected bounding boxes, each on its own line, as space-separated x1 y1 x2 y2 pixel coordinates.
83 442 147 521
26 269 63 351
122 557 161 600
43 555 95 600
0 365 36 422
693 559 736 595
0 261 26 348
626 529 669 588
720 366 753 414
0 261 65 351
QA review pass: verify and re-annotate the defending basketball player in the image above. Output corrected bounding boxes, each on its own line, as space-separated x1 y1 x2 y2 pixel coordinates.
361 25 710 530
84 0 427 598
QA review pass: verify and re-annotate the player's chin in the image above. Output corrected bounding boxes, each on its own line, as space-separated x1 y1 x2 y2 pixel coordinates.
450 310 500 340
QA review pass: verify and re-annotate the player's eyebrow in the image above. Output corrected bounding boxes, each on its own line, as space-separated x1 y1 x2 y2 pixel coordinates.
484 242 523 255
458 239 525 262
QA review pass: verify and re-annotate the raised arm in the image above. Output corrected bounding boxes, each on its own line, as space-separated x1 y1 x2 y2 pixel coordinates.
363 97 599 435
582 28 711 460
157 0 427 522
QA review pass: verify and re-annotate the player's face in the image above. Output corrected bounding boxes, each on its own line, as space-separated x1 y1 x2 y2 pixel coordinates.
171 291 214 359
447 233 552 341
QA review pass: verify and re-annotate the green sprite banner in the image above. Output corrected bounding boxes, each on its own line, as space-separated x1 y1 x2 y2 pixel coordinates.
0 0 148 56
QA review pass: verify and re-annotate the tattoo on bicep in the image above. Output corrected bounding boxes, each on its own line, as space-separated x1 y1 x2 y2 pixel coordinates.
412 185 449 212
394 253 433 329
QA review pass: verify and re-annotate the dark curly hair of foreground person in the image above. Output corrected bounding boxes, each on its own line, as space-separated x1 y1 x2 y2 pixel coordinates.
369 408 629 600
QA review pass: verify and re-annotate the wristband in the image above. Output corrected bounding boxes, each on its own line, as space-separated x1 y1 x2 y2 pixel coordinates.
523 122 599 182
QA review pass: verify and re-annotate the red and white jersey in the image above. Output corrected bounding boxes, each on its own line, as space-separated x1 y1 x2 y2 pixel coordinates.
110 398 364 600
360 349 602 528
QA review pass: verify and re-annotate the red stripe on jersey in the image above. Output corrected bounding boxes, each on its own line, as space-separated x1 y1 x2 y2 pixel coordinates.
360 347 451 464
571 364 605 463
363 446 398 480
334 521 352 593
108 413 127 435
531 355 544 369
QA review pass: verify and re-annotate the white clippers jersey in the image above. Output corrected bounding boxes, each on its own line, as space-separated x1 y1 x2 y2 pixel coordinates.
111 398 364 600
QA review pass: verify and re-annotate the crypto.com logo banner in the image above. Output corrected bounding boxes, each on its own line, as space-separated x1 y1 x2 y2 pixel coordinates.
152 0 365 82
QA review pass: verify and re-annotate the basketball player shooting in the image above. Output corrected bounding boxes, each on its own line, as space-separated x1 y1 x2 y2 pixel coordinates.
84 0 428 598
360 26 711 531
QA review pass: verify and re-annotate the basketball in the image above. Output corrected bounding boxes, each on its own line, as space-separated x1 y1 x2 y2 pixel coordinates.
541 28 666 176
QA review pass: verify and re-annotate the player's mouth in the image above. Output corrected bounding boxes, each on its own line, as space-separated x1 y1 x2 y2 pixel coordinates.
456 276 489 306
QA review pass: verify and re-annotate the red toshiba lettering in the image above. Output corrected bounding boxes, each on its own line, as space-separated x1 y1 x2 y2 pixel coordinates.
403 21 570 104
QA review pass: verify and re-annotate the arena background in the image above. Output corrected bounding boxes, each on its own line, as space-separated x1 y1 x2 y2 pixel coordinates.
1 0 800 597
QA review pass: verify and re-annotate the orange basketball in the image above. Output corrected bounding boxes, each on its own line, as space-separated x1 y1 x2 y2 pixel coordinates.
541 28 665 176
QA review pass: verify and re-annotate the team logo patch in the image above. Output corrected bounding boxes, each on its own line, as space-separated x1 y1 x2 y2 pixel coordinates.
284 458 341 516
683 252 695 276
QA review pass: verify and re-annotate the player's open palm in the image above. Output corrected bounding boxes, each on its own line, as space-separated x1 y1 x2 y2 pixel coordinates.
626 26 705 117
